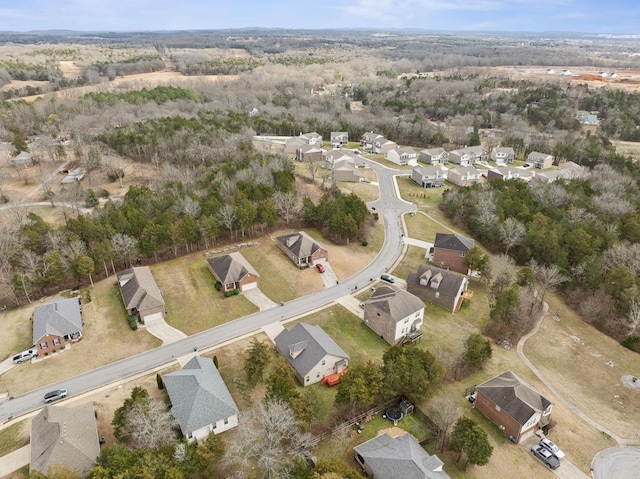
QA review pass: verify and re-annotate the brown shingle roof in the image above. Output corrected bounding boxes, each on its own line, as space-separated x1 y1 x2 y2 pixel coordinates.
367 286 425 322
116 266 164 312
206 252 259 284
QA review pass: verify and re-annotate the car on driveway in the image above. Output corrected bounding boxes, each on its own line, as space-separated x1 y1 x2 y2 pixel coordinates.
540 438 565 460
13 348 38 364
44 389 67 403
380 274 395 283
530 444 560 470
315 263 325 273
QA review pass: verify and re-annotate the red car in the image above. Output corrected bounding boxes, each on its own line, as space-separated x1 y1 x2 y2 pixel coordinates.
315 263 325 273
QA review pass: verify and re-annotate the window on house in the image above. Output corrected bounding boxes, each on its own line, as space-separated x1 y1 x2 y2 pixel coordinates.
40 342 48 349
213 423 217 429
224 418 229 425
495 405 501 412
459 251 466 257
435 292 440 299
52 338 61 346
404 318 409 324
306 376 310 382
316 372 320 378
322 359 326 366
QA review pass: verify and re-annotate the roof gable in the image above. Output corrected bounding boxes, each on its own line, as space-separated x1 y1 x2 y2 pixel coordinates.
276 231 325 259
367 286 425 321
274 323 349 377
163 356 239 435
206 252 259 284
433 233 474 252
407 264 467 297
116 266 164 311
33 297 83 343
476 370 552 425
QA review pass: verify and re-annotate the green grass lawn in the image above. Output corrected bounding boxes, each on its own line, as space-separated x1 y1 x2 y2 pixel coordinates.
396 175 446 207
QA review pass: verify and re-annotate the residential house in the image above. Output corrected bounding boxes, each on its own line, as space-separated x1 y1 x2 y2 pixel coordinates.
330 131 349 148
324 149 353 168
373 137 398 155
206 252 259 292
474 370 553 444
9 151 33 168
163 356 239 442
354 432 451 479
446 166 482 187
33 297 83 356
275 231 328 267
407 264 472 313
533 170 559 183
116 266 165 324
360 131 385 150
490 146 515 164
296 144 324 163
432 232 474 274
299 131 323 147
274 322 349 386
411 165 445 188
30 403 100 477
418 147 448 165
386 146 417 166
448 146 487 166
323 150 360 182
362 285 425 345
487 166 534 182
527 151 553 169
284 136 308 155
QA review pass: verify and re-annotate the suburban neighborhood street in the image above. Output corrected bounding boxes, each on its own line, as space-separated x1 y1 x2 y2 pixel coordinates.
0 160 414 424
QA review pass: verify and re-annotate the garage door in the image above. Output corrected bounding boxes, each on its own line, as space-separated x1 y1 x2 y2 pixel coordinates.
142 312 164 324
241 281 258 291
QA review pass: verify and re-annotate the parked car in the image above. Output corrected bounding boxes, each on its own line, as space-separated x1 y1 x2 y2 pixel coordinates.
12 348 38 364
380 274 395 283
530 444 560 470
44 389 68 403
540 438 565 460
315 263 325 273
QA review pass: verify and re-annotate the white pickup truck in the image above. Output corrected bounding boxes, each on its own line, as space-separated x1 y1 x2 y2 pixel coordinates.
12 348 38 364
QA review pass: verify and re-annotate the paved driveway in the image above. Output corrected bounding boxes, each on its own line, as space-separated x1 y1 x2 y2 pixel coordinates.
144 313 187 345
592 447 640 479
243 288 278 311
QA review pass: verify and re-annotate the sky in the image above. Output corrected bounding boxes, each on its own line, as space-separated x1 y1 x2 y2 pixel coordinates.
0 0 639 35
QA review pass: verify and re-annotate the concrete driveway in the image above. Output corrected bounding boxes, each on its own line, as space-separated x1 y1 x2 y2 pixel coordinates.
521 435 590 479
315 260 340 288
144 313 187 345
243 288 278 311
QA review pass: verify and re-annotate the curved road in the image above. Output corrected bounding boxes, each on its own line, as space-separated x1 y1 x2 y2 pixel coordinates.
0 161 414 423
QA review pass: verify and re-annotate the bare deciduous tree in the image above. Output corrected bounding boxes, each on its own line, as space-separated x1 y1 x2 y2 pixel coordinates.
273 191 298 225
530 260 569 304
111 233 138 268
123 399 179 450
429 395 462 451
225 398 315 478
217 204 236 238
498 217 525 255
626 299 640 335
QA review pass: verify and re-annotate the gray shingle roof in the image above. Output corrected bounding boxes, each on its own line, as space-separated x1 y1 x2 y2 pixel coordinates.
116 266 164 312
476 370 552 426
354 433 450 479
433 233 474 252
33 297 82 344
30 402 100 476
274 323 350 378
206 252 259 285
407 264 467 298
163 356 239 436
366 286 425 322
276 231 325 259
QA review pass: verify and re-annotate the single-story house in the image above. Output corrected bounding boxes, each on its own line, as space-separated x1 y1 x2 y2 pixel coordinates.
432 232 474 274
527 151 553 169
363 285 425 345
116 266 165 324
354 432 451 479
275 231 328 267
474 370 553 444
487 166 534 182
386 146 417 166
206 251 259 292
418 148 448 165
163 356 239 442
274 322 349 386
330 131 349 148
490 146 515 164
9 151 34 168
361 131 385 150
446 166 482 187
407 264 472 313
33 297 83 356
30 402 100 477
411 165 445 188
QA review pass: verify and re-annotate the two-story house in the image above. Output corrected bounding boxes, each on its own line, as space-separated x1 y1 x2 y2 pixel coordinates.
527 151 553 169
446 166 482 187
490 146 515 164
448 146 487 166
360 131 385 150
330 131 349 148
487 167 534 182
411 165 445 188
386 146 417 166
362 286 425 345
432 232 474 274
418 147 448 165
406 264 472 313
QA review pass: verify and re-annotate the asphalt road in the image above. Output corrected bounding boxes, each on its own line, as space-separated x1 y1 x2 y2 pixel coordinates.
0 160 415 424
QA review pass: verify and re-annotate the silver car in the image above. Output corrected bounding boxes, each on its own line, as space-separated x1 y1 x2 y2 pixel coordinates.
44 389 68 403
531 444 560 470
540 438 565 460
